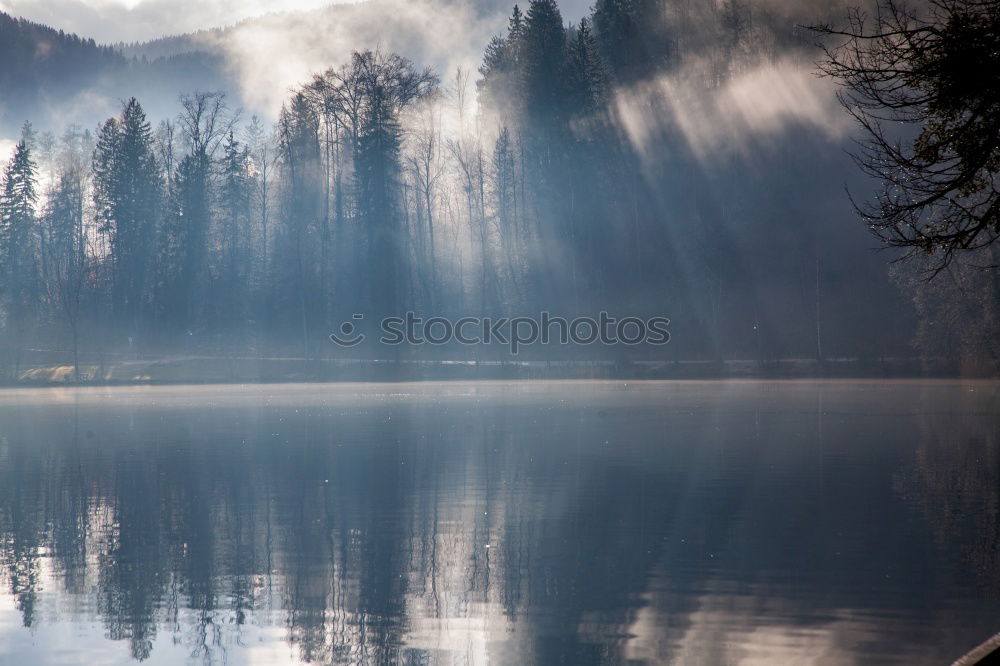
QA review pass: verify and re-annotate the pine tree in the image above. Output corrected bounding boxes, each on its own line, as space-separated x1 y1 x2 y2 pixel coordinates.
567 17 608 115
92 97 161 344
216 130 252 334
0 139 40 377
592 0 672 85
0 141 38 253
521 0 568 133
158 152 205 332
592 0 634 81
350 51 437 319
276 92 323 354
492 127 520 288
42 145 87 381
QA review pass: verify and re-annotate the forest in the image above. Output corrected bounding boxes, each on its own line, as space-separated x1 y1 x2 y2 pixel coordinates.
0 0 997 378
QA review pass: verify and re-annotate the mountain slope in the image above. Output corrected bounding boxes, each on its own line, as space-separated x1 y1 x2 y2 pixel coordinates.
0 13 125 130
0 11 230 138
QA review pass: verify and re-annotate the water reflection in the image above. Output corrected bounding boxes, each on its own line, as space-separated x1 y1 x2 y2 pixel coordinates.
0 381 998 665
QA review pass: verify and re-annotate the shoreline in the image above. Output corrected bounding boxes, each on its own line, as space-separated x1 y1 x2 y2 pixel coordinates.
2 355 991 386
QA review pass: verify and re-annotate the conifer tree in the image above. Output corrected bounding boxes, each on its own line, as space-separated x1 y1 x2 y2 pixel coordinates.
567 17 608 115
217 130 252 333
41 132 88 380
0 138 39 376
92 97 161 343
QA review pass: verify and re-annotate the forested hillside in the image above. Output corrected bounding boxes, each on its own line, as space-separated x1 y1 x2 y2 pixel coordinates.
0 12 229 137
0 13 124 131
1 0 995 378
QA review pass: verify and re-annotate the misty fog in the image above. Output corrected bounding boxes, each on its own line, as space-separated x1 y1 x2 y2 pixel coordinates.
7 0 985 382
2 1 1000 665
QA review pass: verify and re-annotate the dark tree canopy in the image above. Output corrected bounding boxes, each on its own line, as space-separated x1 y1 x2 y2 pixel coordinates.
814 0 1000 271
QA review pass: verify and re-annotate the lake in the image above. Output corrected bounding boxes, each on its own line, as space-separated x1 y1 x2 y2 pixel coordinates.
0 380 998 665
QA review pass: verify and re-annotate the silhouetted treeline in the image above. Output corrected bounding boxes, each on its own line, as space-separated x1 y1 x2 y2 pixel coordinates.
1 0 994 376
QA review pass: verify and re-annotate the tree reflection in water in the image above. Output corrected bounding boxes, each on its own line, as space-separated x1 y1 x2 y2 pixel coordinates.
0 381 998 664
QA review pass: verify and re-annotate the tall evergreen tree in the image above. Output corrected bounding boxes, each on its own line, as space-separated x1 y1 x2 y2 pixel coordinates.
0 138 39 377
92 97 161 345
216 130 252 335
521 0 568 137
567 17 609 115
592 0 672 84
478 6 528 122
350 51 437 318
41 139 87 380
276 92 323 354
158 151 209 334
491 126 520 289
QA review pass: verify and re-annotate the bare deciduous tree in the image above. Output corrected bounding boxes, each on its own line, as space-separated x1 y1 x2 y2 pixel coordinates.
814 0 1000 272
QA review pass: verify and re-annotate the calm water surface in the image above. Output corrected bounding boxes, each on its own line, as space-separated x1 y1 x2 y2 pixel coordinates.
0 380 998 665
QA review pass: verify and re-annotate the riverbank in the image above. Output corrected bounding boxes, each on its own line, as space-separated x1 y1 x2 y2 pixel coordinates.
1 354 979 385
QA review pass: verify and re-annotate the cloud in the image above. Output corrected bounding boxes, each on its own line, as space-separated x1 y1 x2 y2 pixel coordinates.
0 0 517 132
207 0 507 118
1 0 851 158
0 138 15 164
613 57 852 162
0 0 591 47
